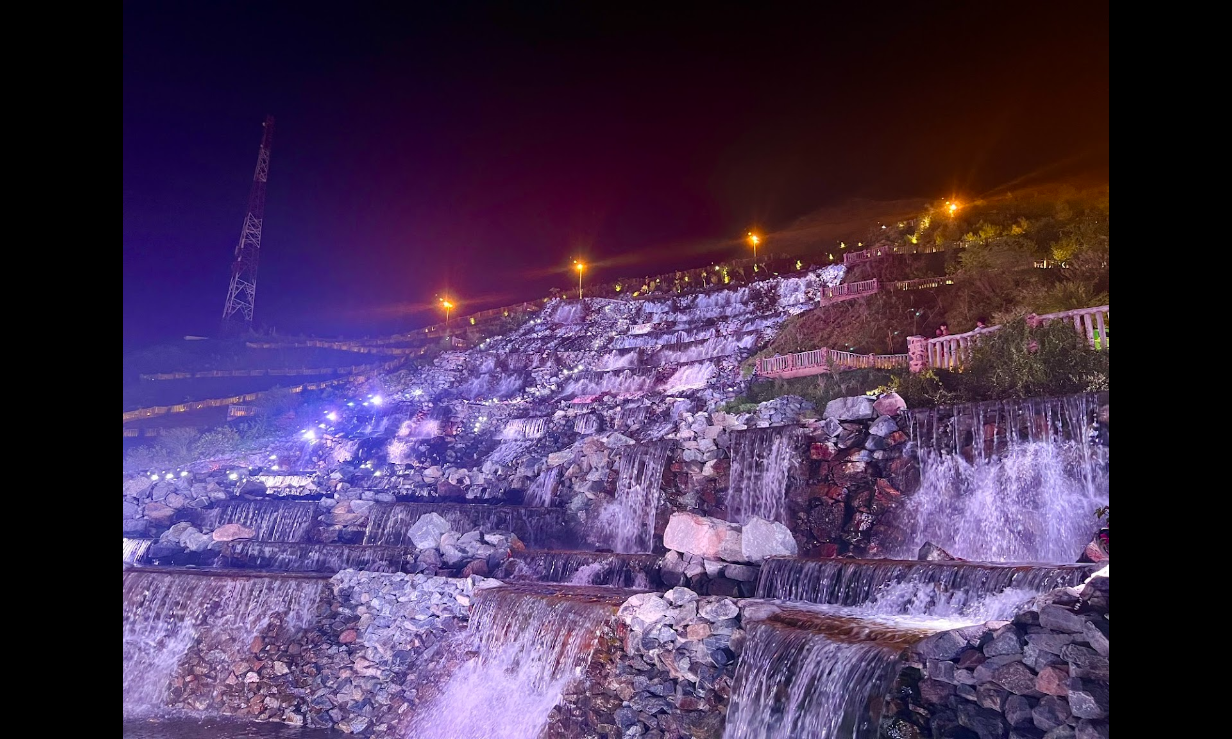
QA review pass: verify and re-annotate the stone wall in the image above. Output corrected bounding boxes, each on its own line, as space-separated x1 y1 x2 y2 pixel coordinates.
552 587 748 739
167 571 497 734
883 568 1110 739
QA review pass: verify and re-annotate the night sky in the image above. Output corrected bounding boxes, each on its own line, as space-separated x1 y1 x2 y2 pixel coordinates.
123 2 1108 349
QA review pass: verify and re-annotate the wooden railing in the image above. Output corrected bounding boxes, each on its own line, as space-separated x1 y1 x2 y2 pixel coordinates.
756 347 908 377
892 276 955 291
140 362 386 381
915 304 1109 372
822 278 880 299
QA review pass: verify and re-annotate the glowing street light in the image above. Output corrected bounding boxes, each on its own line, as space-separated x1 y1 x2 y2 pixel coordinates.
748 232 760 262
439 297 454 331
574 260 585 299
947 201 959 216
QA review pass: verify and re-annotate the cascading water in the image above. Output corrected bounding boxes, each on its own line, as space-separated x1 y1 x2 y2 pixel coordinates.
755 557 1098 620
727 427 799 524
601 443 669 553
658 362 716 392
573 414 600 434
124 537 154 565
122 570 325 717
217 542 410 573
887 394 1109 562
504 551 661 588
402 584 623 739
525 465 560 508
725 608 926 739
201 501 318 542
500 417 549 440
550 300 587 324
484 440 537 468
363 502 570 548
561 369 655 398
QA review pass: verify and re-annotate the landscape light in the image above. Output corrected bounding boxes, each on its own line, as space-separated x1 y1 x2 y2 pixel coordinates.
150 474 160 481
180 471 188 477
326 411 338 421
164 474 173 480
303 430 316 440
229 473 238 480
372 395 383 405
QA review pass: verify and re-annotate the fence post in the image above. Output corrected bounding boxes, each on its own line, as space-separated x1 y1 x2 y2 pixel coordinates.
907 336 928 373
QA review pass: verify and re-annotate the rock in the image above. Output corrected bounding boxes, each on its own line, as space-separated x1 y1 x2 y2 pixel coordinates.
182 529 212 553
659 550 685 587
143 502 176 526
460 559 489 577
603 433 636 448
740 517 798 562
984 626 1024 657
919 678 955 704
662 513 744 562
918 541 959 561
976 682 1009 711
1035 665 1069 696
873 392 907 416
1038 606 1086 634
212 523 257 542
1042 728 1074 739
547 450 573 467
1032 696 1071 731
408 513 452 550
822 395 876 421
1081 621 1108 658
868 415 899 437
916 630 970 661
1005 695 1035 727
663 587 698 607
992 660 1038 695
697 598 739 621
956 701 1009 739
339 629 358 644
1066 679 1108 719
1059 644 1108 680
620 593 672 624
724 563 759 582
1074 720 1109 739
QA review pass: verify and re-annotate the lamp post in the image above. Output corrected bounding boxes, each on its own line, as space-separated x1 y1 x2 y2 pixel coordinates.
440 298 453 333
574 260 585 300
748 232 760 272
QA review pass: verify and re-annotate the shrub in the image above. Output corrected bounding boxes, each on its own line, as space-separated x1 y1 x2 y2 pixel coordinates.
190 426 242 460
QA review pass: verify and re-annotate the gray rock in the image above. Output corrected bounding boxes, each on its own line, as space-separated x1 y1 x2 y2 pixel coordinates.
976 682 1009 711
956 701 1008 739
663 513 744 562
993 660 1039 695
1059 644 1108 680
1005 695 1036 727
985 626 1025 657
698 598 739 622
1067 678 1108 719
408 513 453 550
1075 720 1109 739
1080 620 1108 658
1025 633 1073 654
182 529 212 553
740 517 798 562
823 395 876 421
918 542 959 561
1032 696 1071 731
917 630 970 661
868 415 899 437
1038 605 1086 634
663 587 698 607
973 655 1022 684
724 563 760 582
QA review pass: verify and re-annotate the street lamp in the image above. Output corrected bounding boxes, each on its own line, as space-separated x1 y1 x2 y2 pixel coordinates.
574 260 585 299
439 297 454 332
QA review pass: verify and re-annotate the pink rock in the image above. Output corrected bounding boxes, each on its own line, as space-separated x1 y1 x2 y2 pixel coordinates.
663 512 745 562
212 523 257 542
1036 665 1070 696
873 392 907 416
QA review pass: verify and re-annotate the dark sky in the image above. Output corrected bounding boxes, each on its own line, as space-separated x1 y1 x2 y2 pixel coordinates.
123 2 1108 348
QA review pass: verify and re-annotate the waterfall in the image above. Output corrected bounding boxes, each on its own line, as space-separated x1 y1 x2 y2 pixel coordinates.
727 427 799 524
363 502 570 549
122 570 325 718
124 538 154 565
617 405 649 430
525 466 560 508
459 373 525 401
484 439 537 468
561 369 655 398
201 500 318 542
218 542 410 573
403 584 620 739
755 557 1098 620
659 362 716 392
889 394 1108 562
594 350 639 370
505 551 661 588
602 443 669 553
500 417 549 440
550 300 586 324
573 414 601 435
724 609 930 739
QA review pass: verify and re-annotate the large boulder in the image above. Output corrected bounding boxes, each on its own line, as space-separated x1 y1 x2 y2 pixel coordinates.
740 516 798 562
873 392 907 416
409 512 453 550
663 512 744 562
823 395 876 421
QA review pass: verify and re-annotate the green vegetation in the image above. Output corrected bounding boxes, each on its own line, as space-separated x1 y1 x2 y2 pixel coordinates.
721 368 895 414
890 318 1108 407
756 185 1109 359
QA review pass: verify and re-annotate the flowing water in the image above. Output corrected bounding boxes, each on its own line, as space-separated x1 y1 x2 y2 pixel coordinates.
727 427 799 524
756 557 1098 620
725 606 958 739
125 537 154 565
658 362 716 393
122 569 326 718
500 417 549 440
217 542 410 573
525 465 560 508
363 502 570 548
573 414 601 434
402 584 627 739
201 501 318 543
888 394 1108 562
601 443 669 553
504 551 661 588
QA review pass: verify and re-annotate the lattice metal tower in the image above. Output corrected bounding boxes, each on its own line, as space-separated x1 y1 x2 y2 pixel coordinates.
220 115 275 334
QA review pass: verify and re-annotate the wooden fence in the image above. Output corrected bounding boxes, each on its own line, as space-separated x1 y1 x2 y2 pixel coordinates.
756 347 909 378
140 362 387 381
914 304 1109 372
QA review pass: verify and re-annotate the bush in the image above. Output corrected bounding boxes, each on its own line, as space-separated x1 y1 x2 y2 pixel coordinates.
890 317 1108 406
726 368 894 411
190 426 242 460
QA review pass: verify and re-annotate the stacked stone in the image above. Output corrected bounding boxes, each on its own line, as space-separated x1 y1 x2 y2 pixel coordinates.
658 512 796 597
888 568 1110 739
168 571 497 736
751 395 815 426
